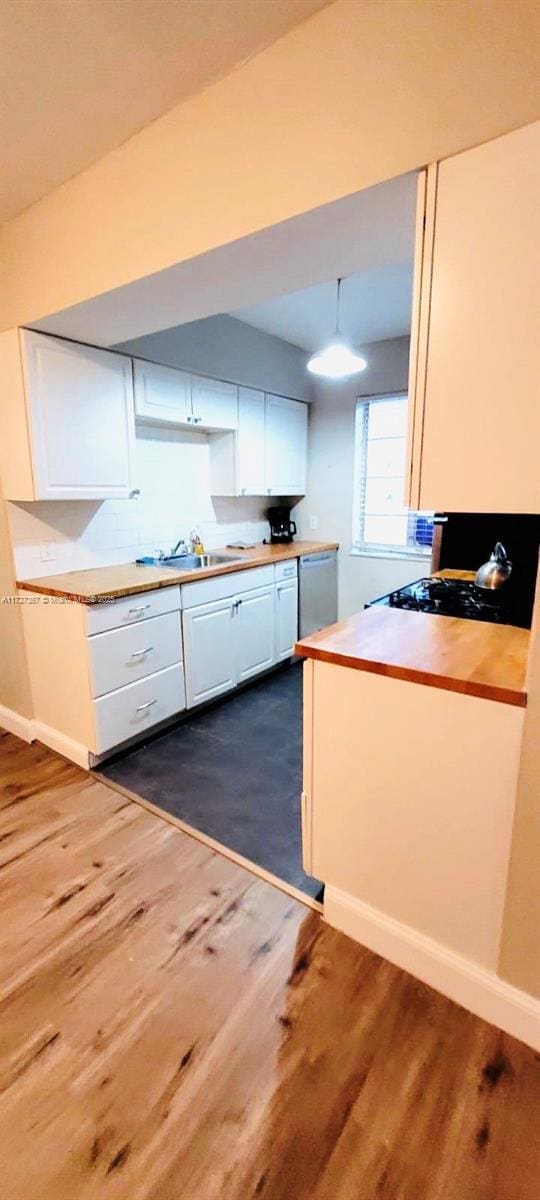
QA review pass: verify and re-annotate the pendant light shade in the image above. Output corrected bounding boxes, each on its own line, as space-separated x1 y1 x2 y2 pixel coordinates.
307 278 367 380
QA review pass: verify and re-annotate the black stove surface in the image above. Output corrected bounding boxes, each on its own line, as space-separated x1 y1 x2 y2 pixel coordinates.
382 578 511 623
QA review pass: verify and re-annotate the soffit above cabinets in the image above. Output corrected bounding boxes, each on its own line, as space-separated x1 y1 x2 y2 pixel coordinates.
30 172 417 347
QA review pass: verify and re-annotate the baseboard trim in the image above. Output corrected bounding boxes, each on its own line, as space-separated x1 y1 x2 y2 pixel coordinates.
324 885 540 1052
0 704 35 743
33 722 90 770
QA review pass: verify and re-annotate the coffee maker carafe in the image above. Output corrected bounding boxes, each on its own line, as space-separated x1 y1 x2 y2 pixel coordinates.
266 506 297 545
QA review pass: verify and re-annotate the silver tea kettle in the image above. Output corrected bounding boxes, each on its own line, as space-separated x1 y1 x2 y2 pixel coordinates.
475 542 512 590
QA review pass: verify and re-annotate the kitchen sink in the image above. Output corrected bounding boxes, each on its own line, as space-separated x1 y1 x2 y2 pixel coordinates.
138 553 243 571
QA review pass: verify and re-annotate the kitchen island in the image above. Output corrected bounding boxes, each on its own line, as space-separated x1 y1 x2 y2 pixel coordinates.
295 604 536 1048
296 602 528 707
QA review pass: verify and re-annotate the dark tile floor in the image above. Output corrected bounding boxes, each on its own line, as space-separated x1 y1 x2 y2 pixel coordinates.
101 661 322 899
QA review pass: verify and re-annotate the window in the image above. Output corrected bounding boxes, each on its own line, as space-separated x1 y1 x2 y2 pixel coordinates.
352 393 434 557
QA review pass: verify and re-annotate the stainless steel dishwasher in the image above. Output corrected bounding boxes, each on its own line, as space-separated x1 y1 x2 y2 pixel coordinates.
298 550 338 637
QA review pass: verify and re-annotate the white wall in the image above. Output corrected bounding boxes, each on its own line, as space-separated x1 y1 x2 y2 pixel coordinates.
3 0 539 331
293 337 428 618
8 320 311 581
0 495 33 718
8 426 271 580
118 315 314 402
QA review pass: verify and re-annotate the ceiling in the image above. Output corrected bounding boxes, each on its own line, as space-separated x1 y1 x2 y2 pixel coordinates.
233 262 413 351
0 0 332 223
33 170 417 346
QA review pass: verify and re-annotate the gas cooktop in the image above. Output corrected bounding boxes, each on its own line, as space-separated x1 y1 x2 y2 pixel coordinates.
369 577 512 624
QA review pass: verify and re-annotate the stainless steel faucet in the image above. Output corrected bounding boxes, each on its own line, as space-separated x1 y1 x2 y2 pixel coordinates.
170 537 188 557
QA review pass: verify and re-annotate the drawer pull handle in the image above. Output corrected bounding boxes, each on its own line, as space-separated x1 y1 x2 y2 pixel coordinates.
128 604 151 615
136 699 157 712
131 647 153 658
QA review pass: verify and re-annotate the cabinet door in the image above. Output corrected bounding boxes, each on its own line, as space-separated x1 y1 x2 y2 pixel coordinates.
191 375 238 430
133 358 191 425
236 585 275 683
237 387 265 494
265 394 308 496
22 331 135 500
412 122 540 514
182 598 237 707
275 578 298 661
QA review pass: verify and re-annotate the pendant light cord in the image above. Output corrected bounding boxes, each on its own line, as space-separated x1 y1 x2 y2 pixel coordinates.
335 277 342 337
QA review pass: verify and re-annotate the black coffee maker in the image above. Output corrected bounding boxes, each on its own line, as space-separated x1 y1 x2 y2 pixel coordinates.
266 506 297 545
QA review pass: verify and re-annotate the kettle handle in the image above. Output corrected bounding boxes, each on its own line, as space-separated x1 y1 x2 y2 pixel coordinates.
493 542 510 564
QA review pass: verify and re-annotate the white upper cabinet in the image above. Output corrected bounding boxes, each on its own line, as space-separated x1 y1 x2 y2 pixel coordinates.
133 362 238 431
407 121 540 514
133 358 191 425
264 394 308 496
237 386 266 495
2 329 135 501
208 388 309 497
191 375 238 430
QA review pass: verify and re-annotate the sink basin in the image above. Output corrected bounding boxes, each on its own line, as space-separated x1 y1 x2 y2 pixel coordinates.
141 553 242 571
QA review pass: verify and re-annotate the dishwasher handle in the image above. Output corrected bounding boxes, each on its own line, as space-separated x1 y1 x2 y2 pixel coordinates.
300 551 336 566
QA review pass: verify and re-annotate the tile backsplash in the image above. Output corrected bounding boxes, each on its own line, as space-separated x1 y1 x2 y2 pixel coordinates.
8 425 270 579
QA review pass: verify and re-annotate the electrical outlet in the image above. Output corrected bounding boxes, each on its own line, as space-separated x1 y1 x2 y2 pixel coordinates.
309 514 318 531
39 541 56 562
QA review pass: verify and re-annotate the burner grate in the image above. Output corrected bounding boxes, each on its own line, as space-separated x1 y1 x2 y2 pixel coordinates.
387 578 510 622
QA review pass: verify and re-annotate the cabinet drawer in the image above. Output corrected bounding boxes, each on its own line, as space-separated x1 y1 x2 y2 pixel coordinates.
275 558 298 582
93 663 185 753
88 611 182 697
86 585 181 635
181 565 274 609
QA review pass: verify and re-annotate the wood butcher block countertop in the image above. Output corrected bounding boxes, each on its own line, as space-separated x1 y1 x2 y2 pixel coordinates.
296 602 529 708
16 541 338 602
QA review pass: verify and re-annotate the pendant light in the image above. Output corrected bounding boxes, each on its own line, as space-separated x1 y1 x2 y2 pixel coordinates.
307 277 367 379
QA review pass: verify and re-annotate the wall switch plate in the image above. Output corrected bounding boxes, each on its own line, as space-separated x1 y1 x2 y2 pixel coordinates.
309 515 318 530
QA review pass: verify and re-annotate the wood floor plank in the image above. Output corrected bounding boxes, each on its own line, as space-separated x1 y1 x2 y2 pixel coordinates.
0 731 538 1200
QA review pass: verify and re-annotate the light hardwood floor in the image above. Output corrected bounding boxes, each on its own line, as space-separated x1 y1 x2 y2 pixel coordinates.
1 730 539 1200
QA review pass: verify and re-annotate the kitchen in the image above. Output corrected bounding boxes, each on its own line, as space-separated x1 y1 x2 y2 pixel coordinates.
1 120 539 1049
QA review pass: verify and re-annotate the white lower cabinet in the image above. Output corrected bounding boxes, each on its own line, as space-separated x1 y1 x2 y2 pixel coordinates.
88 611 181 697
183 584 276 707
236 586 275 683
20 566 299 764
89 588 185 752
181 564 298 708
20 583 185 765
94 664 185 754
183 597 237 708
275 577 299 661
